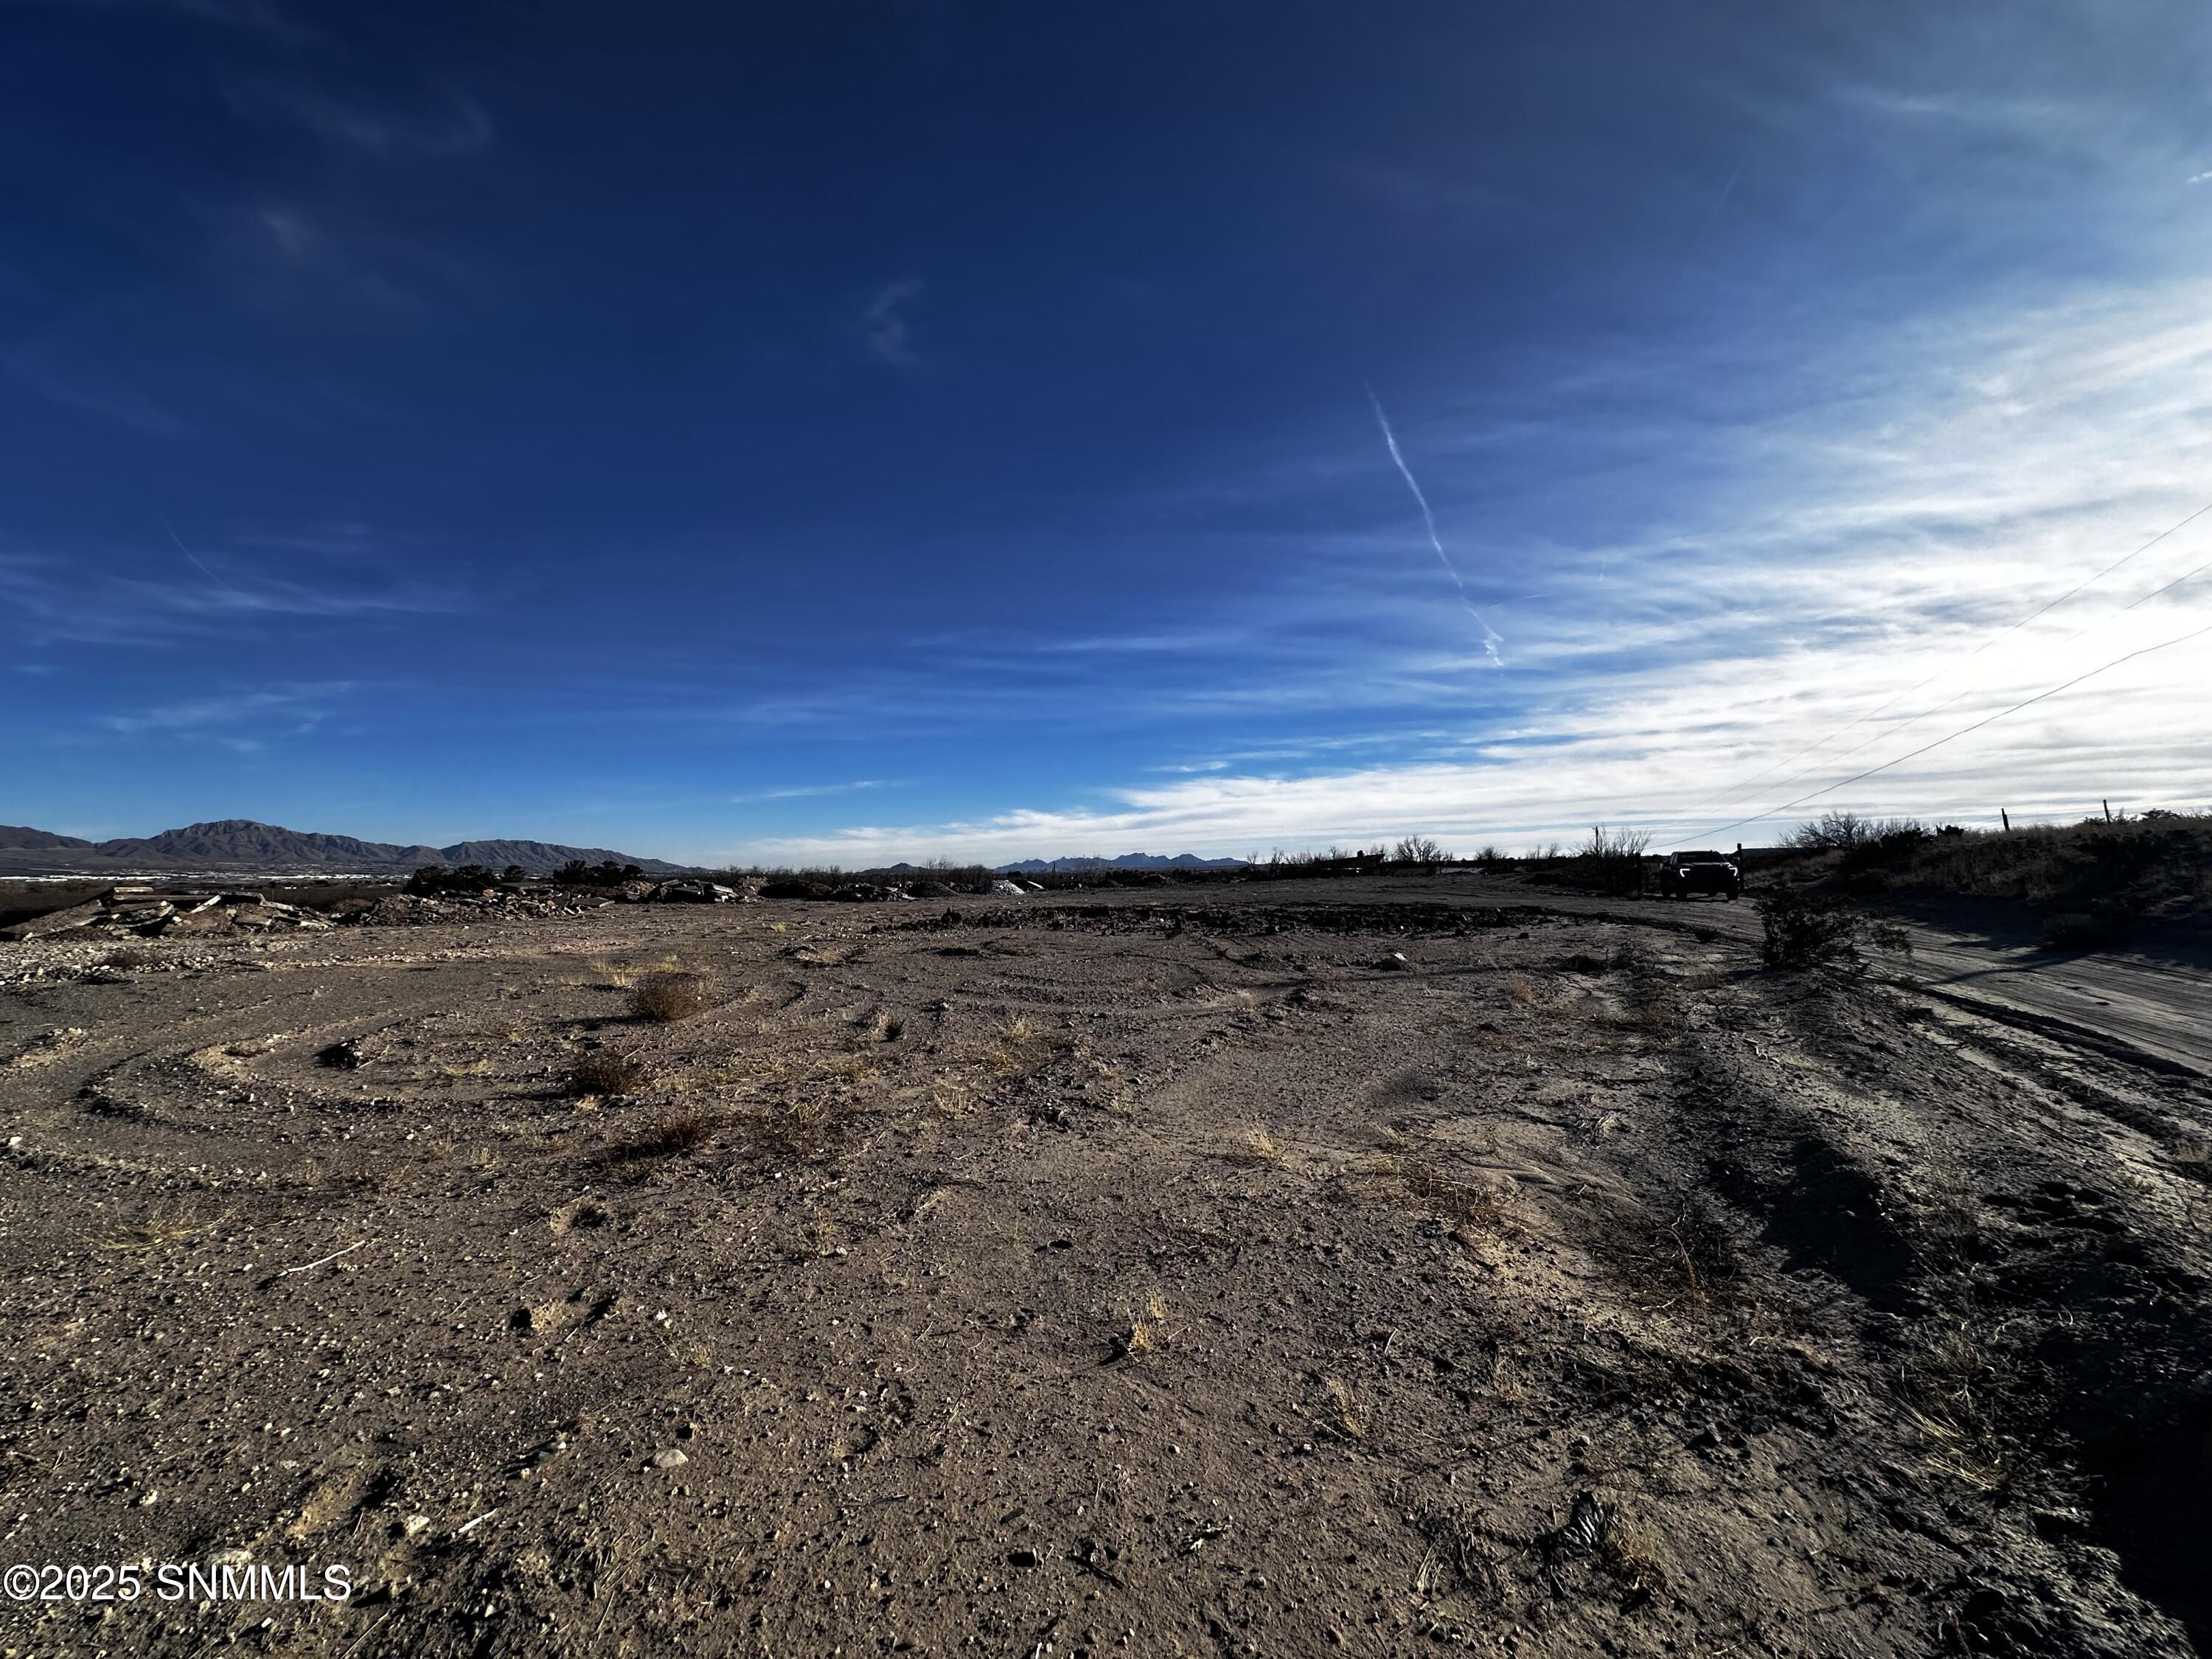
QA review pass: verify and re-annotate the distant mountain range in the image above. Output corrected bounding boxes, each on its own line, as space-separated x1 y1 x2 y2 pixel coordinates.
991 853 1248 873
872 853 1245 876
0 820 685 876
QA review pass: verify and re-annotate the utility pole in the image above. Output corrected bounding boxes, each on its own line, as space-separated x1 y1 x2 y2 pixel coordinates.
2103 799 2112 822
2000 808 2011 832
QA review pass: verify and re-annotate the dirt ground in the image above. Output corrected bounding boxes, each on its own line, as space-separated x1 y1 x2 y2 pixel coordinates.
2 877 2208 1658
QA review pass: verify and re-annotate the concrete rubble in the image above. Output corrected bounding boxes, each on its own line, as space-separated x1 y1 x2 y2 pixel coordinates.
639 878 751 904
0 888 337 942
329 890 611 926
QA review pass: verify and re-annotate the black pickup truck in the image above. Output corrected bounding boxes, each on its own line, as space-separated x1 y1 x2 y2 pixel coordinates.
1655 849 1741 900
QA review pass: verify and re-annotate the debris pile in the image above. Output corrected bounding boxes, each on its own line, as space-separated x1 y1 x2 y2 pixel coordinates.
637 879 751 904
326 890 611 926
0 888 335 942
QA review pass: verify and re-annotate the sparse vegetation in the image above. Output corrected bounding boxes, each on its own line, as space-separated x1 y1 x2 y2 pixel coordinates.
1779 808 2212 936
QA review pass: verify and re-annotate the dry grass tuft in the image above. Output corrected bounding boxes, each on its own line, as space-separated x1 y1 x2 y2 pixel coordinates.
1321 1374 1369 1439
1398 1158 1510 1234
568 1048 651 1097
1904 1325 2031 1495
1108 1290 1169 1363
1221 1127 1286 1167
980 1012 1051 1075
1596 1513 1669 1593
1503 974 1540 1009
633 970 711 1023
1109 1322 1155 1362
1624 1188 1745 1310
605 1107 720 1161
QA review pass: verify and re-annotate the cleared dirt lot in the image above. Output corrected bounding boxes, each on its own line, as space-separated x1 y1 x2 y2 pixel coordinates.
2 880 2208 1657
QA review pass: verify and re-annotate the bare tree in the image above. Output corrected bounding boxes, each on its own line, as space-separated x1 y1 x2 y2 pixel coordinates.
1392 834 1447 869
1790 810 1870 852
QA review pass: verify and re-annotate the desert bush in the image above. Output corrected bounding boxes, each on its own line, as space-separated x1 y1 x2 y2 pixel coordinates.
551 859 642 886
1757 888 1910 973
407 863 499 896
633 970 710 1022
1584 824 1651 894
1838 821 1930 874
568 1048 651 1096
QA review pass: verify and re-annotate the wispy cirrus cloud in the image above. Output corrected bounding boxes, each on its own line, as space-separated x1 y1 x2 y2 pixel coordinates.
226 204 480 313
859 278 925 367
224 77 493 157
1 348 192 437
0 533 466 648
729 779 891 804
99 681 355 746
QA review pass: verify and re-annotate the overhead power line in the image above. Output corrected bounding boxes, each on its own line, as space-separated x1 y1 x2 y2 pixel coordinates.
1664 496 2212 824
1676 615 2212 847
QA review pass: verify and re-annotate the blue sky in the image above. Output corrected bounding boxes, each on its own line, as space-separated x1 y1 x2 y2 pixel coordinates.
5 1 2211 864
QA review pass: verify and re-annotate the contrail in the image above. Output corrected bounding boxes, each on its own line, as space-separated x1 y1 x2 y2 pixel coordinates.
1367 387 1503 667
163 519 246 605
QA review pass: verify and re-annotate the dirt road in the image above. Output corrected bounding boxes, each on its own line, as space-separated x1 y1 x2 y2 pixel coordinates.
1475 876 2212 1079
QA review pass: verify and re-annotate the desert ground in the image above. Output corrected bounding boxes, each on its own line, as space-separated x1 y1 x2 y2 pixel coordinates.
2 876 2208 1658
